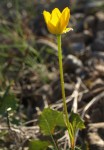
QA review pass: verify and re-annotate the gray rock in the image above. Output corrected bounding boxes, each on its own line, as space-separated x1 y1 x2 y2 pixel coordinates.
63 54 83 72
83 30 93 45
84 16 96 30
90 96 104 122
92 39 104 51
73 0 86 12
62 34 85 55
92 27 104 51
96 31 104 41
67 33 85 43
90 78 104 90
70 42 85 55
85 1 104 14
96 12 104 31
73 13 85 32
48 0 70 11
88 123 104 150
74 13 85 20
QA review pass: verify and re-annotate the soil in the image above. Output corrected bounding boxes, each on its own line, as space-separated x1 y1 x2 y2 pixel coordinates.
0 0 104 149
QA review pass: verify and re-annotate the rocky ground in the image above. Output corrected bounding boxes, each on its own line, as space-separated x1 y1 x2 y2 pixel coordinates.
0 0 104 149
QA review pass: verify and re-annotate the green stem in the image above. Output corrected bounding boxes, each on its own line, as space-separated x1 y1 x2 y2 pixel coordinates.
57 34 75 150
71 139 75 150
57 34 69 127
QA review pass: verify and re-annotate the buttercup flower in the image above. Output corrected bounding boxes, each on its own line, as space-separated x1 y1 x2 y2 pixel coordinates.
43 7 72 34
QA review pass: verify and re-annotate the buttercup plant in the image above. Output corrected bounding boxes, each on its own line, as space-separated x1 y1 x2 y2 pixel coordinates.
43 7 73 149
43 6 71 131
43 7 72 122
33 7 84 150
29 7 85 150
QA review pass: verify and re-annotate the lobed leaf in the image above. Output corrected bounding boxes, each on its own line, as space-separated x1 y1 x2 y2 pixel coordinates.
39 108 66 135
0 86 17 115
29 140 49 150
69 111 85 134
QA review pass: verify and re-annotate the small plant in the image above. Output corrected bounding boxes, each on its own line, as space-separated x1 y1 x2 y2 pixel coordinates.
29 7 85 150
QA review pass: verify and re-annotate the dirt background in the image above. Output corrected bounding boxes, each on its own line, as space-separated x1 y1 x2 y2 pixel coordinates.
0 0 104 149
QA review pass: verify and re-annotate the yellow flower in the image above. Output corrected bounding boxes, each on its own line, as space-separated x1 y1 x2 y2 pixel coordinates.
43 7 73 35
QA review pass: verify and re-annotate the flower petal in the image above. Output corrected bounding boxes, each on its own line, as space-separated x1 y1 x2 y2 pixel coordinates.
47 21 57 34
52 8 61 18
62 7 70 23
60 7 70 31
43 10 51 24
50 8 61 26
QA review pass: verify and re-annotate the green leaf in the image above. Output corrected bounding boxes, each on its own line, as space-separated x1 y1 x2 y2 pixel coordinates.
29 140 49 150
69 111 85 133
39 108 66 135
0 94 17 115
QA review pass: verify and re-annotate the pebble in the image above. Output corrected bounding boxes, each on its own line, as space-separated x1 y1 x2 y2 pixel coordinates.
96 11 104 31
85 1 104 14
84 15 96 30
96 31 104 40
88 123 104 150
70 42 85 55
83 30 93 45
63 54 83 72
91 39 104 51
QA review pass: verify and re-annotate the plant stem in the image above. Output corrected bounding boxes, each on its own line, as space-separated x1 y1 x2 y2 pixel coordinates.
57 35 69 127
71 140 75 150
57 35 76 150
